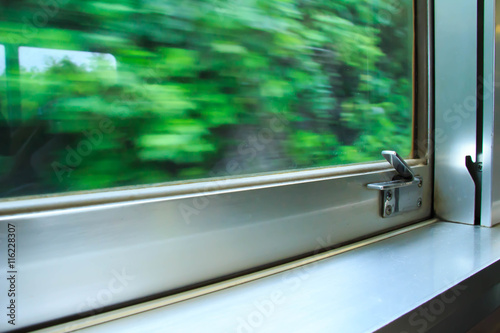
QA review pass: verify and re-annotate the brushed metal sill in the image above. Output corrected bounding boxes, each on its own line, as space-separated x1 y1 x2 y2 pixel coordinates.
36 218 438 333
36 220 500 333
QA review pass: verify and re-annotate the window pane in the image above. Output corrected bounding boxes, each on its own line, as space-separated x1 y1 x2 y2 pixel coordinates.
0 44 9 164
19 46 117 129
0 0 413 198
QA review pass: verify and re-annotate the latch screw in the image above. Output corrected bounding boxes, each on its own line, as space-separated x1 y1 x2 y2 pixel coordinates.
417 198 422 207
386 190 393 201
385 205 393 216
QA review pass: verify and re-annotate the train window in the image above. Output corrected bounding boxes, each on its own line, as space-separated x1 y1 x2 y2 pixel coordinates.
0 44 4 75
18 46 117 123
0 0 413 199
0 1 432 331
0 47 117 197
0 44 8 157
0 44 5 118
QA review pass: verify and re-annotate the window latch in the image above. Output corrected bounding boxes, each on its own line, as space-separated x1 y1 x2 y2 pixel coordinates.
367 151 423 218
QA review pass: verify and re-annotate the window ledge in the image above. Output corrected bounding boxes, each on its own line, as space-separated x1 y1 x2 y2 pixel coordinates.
39 221 500 333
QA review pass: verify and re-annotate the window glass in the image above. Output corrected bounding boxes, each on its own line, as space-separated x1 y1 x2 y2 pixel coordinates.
0 44 9 177
0 44 5 121
19 46 117 129
0 0 413 198
0 44 4 75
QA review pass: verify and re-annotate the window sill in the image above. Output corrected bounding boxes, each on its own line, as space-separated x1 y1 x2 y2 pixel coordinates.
39 220 500 333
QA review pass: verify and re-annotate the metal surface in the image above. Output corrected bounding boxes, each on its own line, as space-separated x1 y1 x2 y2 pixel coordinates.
381 150 415 179
0 165 432 332
367 151 419 190
379 262 500 333
367 178 420 191
381 177 423 218
368 151 423 218
58 222 500 333
0 158 425 216
482 0 495 227
480 0 500 227
493 0 500 226
434 0 478 224
483 0 500 226
414 0 432 162
37 220 438 333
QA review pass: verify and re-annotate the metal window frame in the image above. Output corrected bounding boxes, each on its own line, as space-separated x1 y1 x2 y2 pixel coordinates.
433 0 479 225
482 0 500 227
447 0 500 228
0 1 433 331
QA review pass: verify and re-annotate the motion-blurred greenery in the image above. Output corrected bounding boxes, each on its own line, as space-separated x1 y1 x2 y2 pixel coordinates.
0 0 413 197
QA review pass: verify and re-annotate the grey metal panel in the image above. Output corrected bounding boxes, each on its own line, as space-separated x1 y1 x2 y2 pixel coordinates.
434 0 477 224
0 159 425 216
0 166 432 332
482 0 500 227
492 0 500 225
68 222 500 333
414 0 432 161
482 0 495 227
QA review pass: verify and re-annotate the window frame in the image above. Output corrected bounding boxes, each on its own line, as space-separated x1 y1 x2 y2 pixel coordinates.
0 0 433 331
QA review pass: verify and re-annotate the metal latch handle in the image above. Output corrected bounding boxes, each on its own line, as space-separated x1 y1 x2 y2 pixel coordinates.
368 150 420 190
367 151 423 218
381 150 415 180
367 178 421 191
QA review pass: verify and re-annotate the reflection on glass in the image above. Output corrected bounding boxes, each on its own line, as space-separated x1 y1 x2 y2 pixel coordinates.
0 0 413 198
19 47 117 126
19 47 117 73
0 44 8 159
0 45 4 75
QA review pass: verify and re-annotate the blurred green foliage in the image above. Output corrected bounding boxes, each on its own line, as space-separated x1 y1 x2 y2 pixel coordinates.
0 0 413 197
